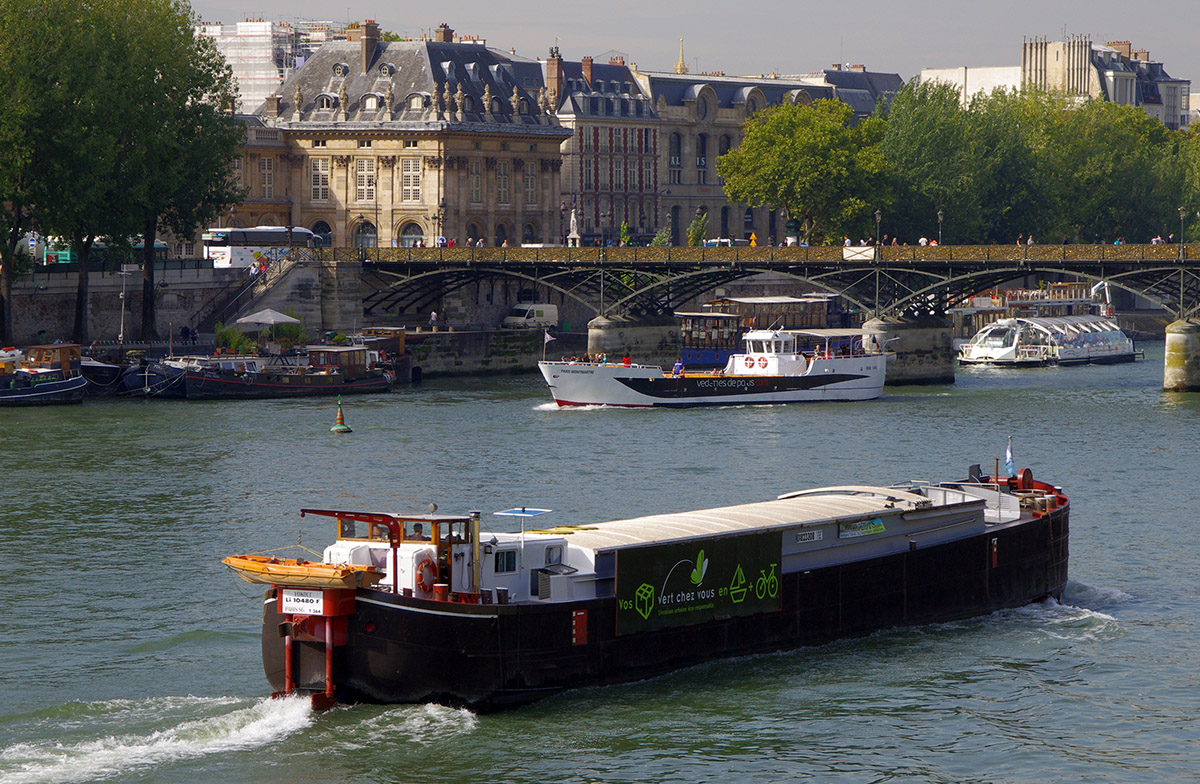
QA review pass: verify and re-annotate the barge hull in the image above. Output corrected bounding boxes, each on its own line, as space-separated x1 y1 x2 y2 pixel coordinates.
262 506 1067 711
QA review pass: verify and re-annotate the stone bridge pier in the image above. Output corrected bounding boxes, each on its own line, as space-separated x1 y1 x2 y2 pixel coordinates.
862 315 957 385
1164 319 1200 391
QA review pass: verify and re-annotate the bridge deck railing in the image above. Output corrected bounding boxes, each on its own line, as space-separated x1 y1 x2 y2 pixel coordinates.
314 243 1195 265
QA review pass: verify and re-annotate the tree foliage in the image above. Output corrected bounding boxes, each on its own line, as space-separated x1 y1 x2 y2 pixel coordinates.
0 0 243 343
720 80 1195 248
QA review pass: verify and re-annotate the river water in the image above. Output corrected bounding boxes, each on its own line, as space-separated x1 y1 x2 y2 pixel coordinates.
1 344 1197 784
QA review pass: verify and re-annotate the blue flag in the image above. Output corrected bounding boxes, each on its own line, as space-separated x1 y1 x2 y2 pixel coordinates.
1005 436 1016 477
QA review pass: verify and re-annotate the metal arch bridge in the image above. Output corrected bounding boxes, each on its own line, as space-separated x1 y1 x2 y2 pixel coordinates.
309 244 1200 321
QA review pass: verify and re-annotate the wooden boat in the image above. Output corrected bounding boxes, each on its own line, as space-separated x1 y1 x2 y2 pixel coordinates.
225 464 1069 712
539 328 888 407
222 554 384 590
0 344 88 406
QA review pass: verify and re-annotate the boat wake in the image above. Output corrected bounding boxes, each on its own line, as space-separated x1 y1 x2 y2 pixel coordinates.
0 695 313 784
1000 579 1130 642
533 402 609 411
331 703 478 750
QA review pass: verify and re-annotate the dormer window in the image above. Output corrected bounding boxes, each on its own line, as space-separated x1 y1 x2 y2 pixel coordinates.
378 63 394 76
461 95 474 112
491 98 503 114
316 94 336 110
409 94 424 109
362 94 380 111
518 98 529 114
333 63 349 78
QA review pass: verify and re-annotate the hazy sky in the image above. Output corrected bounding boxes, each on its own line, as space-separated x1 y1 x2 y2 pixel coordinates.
191 0 1198 86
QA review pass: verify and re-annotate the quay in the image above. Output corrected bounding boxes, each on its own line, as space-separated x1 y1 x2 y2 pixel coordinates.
8 243 1199 387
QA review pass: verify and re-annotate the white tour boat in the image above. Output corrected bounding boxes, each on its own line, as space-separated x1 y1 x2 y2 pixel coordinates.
538 328 887 407
958 315 1136 366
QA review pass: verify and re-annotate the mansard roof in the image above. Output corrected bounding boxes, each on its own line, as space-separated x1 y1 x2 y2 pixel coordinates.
263 39 570 138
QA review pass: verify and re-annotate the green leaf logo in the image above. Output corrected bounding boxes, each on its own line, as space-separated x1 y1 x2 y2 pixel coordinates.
689 549 708 585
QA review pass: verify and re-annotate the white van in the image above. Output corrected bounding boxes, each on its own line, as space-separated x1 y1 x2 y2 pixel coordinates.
502 303 558 328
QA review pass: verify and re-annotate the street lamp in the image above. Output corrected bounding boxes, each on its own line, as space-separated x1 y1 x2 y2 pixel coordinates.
874 209 881 245
601 208 612 246
559 201 568 244
430 200 447 244
1179 206 1187 259
117 267 132 347
937 209 944 246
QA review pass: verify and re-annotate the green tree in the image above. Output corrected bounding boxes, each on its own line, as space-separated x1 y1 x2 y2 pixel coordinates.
718 100 887 244
880 80 980 244
686 211 709 246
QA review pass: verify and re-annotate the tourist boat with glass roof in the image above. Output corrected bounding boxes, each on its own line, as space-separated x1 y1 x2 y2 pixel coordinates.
958 315 1135 366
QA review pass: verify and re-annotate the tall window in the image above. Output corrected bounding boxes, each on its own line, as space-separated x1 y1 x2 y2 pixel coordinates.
524 161 537 206
469 160 482 203
310 158 330 201
497 160 510 204
581 126 593 152
614 129 623 153
643 159 653 191
696 134 708 168
232 156 244 185
599 130 609 154
260 157 274 199
583 160 593 191
401 158 420 201
669 133 681 168
355 158 375 201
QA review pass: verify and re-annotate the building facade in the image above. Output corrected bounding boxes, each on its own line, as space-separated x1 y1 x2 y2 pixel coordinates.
922 36 1190 129
231 22 570 248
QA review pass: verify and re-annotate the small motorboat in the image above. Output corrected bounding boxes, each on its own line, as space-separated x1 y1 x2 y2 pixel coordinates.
222 554 385 590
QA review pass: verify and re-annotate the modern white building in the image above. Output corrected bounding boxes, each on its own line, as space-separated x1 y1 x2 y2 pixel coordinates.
197 20 297 113
921 36 1189 129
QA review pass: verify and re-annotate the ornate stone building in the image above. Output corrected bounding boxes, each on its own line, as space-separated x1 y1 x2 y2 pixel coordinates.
547 45 900 245
231 22 571 248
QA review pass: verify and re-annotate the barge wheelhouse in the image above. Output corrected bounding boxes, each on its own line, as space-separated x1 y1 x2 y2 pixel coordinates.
228 467 1069 712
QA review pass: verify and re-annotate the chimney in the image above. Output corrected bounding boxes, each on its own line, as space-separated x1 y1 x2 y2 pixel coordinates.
264 94 281 117
581 55 593 85
849 64 866 72
361 19 379 73
545 45 564 103
1133 48 1150 61
1107 40 1131 59
831 63 842 71
609 55 624 66
433 22 454 43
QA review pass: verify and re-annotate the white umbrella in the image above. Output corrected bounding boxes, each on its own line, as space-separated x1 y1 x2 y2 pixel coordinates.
236 308 301 343
236 308 301 327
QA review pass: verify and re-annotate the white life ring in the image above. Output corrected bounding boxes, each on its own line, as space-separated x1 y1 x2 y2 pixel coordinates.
744 356 755 368
758 356 768 369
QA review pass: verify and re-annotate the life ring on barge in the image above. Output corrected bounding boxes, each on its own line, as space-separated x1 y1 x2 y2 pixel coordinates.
415 558 437 593
758 356 768 369
744 356 755 368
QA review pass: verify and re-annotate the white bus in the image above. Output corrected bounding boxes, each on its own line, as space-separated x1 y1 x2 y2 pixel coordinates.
202 226 316 268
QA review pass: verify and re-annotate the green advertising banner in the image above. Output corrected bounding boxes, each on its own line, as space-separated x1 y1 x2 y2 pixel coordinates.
615 532 782 635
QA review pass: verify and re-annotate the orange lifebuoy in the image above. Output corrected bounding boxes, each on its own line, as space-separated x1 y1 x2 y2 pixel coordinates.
415 558 437 593
758 356 768 369
744 356 755 368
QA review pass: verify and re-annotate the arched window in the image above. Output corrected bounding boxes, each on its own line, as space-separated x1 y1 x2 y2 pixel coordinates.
311 221 332 247
355 221 377 248
743 207 755 230
316 95 335 110
409 94 424 109
668 133 682 168
522 223 536 244
697 134 708 168
363 94 379 111
720 206 730 238
719 135 732 156
494 223 508 247
399 223 424 248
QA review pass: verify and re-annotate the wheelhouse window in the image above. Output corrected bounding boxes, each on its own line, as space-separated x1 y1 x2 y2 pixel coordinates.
494 550 517 573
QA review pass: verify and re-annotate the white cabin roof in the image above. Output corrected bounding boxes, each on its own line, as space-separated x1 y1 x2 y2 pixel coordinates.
528 486 935 552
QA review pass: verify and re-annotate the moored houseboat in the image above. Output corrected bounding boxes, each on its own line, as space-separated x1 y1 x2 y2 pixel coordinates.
0 344 88 406
183 345 393 399
225 464 1069 712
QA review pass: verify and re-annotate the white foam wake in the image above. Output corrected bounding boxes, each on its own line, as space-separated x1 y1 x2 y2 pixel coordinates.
0 695 312 784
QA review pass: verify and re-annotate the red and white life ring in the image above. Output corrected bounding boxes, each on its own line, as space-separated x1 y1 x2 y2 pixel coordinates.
744 356 755 368
415 558 437 593
758 356 768 369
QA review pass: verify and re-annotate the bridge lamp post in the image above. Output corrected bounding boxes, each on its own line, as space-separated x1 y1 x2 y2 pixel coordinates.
601 208 612 247
874 210 881 246
1180 206 1187 260
937 209 944 246
559 201 567 245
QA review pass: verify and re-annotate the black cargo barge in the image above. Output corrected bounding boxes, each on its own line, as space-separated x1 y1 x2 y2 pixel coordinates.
232 468 1069 712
